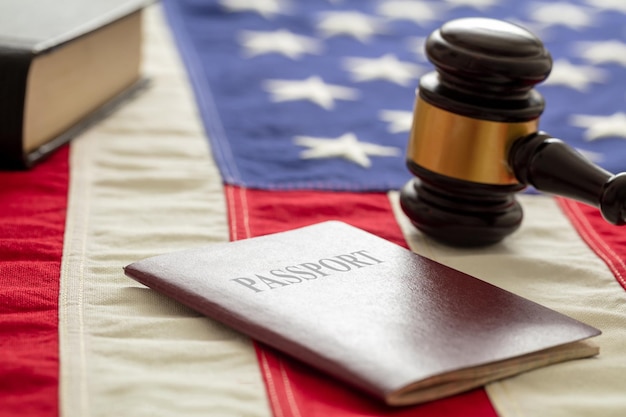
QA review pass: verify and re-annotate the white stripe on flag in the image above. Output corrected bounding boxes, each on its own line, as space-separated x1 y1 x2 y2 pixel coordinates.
58 5 271 417
390 192 626 417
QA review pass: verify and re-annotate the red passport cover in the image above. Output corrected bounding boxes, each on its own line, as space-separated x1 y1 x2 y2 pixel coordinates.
124 221 600 406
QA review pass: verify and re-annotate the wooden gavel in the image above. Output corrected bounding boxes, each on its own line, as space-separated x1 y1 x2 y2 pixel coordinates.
400 17 626 246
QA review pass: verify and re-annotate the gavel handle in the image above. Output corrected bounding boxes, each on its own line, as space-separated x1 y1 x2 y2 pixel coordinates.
509 132 626 226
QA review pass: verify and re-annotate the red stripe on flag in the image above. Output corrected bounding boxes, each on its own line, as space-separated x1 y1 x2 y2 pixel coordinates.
225 185 498 417
0 147 68 417
226 186 408 247
557 198 626 291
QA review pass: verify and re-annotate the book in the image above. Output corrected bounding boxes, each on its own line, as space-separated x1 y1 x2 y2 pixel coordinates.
0 0 152 169
124 221 601 406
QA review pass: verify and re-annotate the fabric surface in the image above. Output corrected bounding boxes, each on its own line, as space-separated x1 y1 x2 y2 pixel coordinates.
2 2 626 417
0 146 68 417
56 6 270 417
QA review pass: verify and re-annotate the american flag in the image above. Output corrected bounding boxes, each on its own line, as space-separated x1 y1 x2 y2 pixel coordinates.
1 1 625 417
164 0 626 190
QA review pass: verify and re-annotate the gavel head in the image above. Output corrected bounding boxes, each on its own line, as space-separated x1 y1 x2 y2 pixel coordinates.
400 18 553 246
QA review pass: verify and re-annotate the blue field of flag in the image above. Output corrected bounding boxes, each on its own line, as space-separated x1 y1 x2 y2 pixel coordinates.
163 0 626 191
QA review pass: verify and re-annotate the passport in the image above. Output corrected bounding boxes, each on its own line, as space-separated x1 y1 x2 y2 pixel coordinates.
124 221 600 406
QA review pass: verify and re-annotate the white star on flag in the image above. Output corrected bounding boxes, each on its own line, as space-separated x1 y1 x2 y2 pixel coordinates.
220 0 290 18
543 59 607 91
293 133 401 168
316 11 386 42
585 0 626 13
342 54 424 86
376 1 440 26
443 0 500 10
528 2 594 29
570 112 626 141
379 110 414 133
576 40 626 67
262 76 359 109
238 30 323 59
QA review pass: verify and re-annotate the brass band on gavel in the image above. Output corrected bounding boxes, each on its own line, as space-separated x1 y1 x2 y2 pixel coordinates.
407 96 538 186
